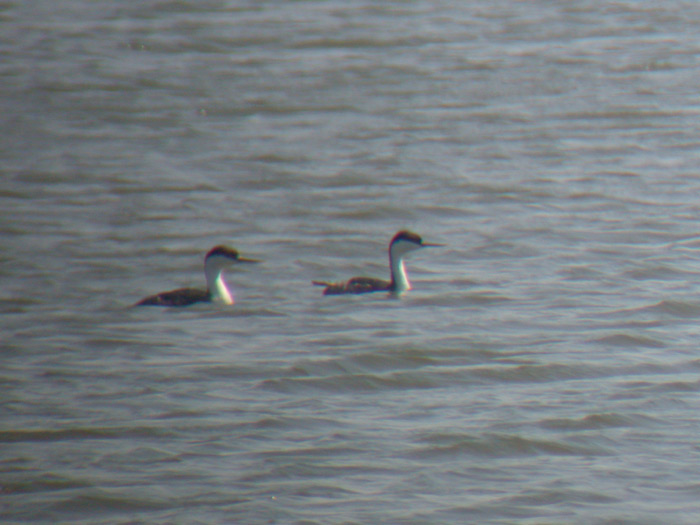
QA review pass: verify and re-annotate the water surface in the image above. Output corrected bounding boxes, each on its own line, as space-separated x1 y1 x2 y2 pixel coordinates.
3 1 700 523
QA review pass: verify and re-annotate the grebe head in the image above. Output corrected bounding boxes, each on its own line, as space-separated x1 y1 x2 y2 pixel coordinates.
204 245 260 305
389 230 443 259
386 230 443 295
205 245 260 269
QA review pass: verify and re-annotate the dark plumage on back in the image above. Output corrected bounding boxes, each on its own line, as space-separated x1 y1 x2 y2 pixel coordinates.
135 288 211 307
313 277 391 295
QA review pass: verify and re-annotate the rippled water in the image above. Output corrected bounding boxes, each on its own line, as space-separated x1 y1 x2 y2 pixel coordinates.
4 1 700 523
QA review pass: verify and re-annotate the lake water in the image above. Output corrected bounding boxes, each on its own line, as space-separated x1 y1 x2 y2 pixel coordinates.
4 1 700 523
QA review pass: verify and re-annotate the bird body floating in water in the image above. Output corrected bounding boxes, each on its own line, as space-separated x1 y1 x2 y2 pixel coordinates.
135 245 259 307
313 230 442 296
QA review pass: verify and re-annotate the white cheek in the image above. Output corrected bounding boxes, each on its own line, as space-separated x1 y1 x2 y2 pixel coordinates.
393 241 422 258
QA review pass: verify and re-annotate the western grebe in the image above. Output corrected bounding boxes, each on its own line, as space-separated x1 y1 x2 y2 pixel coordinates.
135 245 260 307
313 230 442 295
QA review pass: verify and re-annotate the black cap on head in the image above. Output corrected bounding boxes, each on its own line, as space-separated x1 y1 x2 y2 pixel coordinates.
206 245 240 260
391 230 423 245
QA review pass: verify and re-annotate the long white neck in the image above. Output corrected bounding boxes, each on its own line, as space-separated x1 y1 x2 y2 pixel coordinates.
389 253 411 295
204 263 234 305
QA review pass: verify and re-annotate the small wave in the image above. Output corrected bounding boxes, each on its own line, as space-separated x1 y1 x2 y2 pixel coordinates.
621 378 700 395
497 487 620 506
0 426 173 443
539 412 658 431
260 360 607 393
51 489 168 513
410 432 611 459
410 290 512 308
469 363 603 383
589 333 666 348
623 264 688 280
0 474 90 495
239 414 349 434
259 370 440 394
289 350 440 378
642 300 700 318
97 446 181 468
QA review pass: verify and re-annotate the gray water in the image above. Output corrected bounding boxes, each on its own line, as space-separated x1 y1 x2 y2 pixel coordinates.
4 1 700 523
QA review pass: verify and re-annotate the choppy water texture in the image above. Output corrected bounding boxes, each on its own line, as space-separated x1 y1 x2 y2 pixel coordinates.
4 1 700 523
